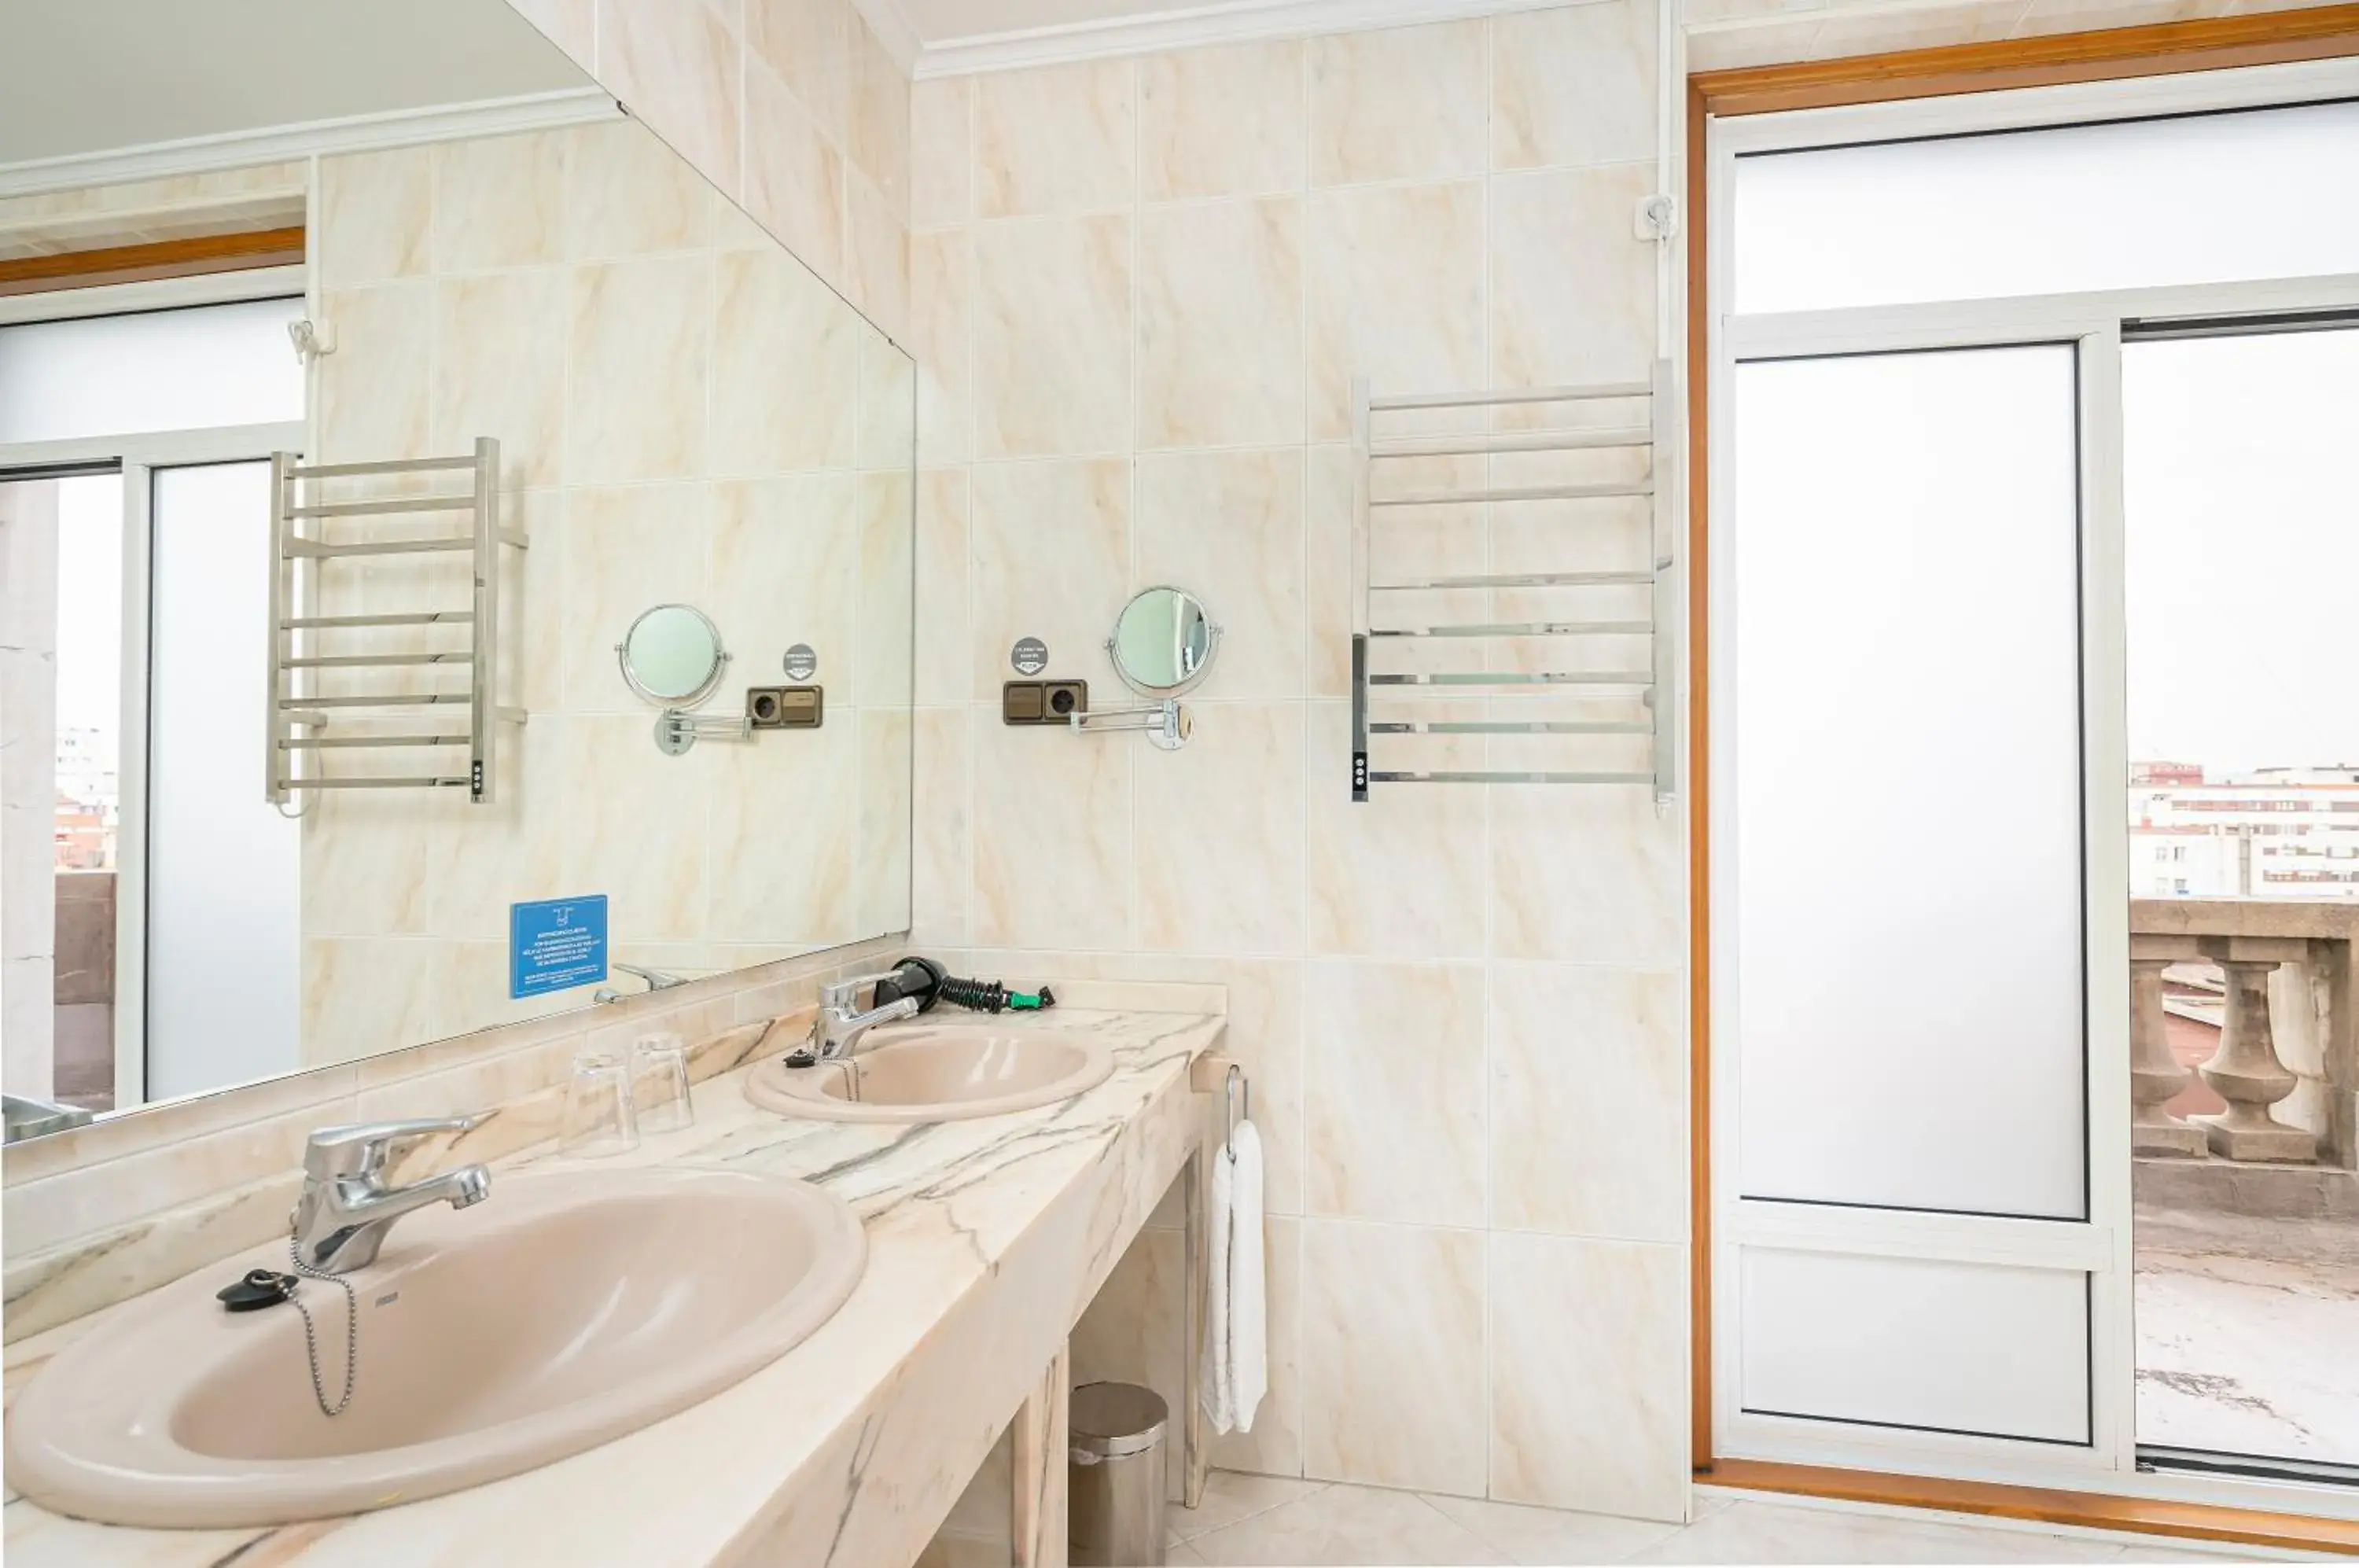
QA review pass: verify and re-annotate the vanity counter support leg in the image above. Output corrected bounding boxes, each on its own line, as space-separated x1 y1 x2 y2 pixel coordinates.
1012 1341 1071 1568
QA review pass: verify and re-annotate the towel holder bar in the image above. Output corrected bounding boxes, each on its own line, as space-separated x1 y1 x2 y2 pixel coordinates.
1188 1052 1237 1092
1348 359 1680 804
1187 1052 1253 1160
267 439 521 806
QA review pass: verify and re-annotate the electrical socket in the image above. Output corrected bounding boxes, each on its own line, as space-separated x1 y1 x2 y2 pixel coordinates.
1002 680 1087 724
746 686 823 727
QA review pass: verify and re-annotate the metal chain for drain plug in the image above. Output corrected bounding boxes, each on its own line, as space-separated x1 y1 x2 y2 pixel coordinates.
284 1219 359 1417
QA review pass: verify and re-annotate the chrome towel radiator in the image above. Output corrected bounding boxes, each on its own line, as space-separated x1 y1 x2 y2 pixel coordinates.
266 440 525 805
1348 362 1678 804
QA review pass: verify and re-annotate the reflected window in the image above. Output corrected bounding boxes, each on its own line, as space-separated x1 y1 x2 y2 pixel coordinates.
0 298 303 445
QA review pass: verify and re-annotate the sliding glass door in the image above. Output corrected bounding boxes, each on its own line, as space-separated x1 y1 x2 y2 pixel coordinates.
2121 323 2359 1478
1709 70 2359 1501
1716 324 2126 1470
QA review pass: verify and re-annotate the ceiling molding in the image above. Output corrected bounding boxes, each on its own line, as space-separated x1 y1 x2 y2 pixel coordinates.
911 0 1572 78
855 0 926 75
0 86 619 201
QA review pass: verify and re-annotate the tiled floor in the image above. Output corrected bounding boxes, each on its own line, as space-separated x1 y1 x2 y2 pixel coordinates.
1162 1471 2313 1566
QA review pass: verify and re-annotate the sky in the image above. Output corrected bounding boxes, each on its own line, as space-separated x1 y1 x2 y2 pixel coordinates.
2122 328 2359 775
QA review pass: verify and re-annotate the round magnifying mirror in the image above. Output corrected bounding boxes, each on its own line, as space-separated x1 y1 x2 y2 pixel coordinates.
616 605 728 705
1107 586 1220 697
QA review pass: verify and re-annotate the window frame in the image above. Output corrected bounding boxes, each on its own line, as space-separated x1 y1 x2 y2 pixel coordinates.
1694 48 2359 1528
2 424 303 1108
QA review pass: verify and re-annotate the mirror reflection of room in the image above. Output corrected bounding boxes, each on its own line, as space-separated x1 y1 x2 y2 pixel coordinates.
0 6 915 1128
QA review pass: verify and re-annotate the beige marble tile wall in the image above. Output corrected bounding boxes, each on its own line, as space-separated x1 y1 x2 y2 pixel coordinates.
903 5 1690 1526
502 0 912 338
1680 0 2339 71
302 117 914 1067
0 934 898 1343
0 164 308 257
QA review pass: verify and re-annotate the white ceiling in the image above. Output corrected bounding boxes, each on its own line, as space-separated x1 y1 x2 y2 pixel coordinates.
0 0 591 168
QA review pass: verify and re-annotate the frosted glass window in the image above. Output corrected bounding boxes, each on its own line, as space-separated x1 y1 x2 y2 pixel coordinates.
145 462 299 1099
1741 1249 2091 1443
0 298 304 446
1735 100 2359 314
1733 345 2087 1220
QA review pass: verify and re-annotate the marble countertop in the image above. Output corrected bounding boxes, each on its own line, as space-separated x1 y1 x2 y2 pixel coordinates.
2 1005 1224 1568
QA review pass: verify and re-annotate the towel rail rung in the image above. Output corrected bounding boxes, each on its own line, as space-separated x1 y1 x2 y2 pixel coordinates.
282 652 473 668
280 611 474 630
1367 672 1654 688
280 692 469 709
285 456 478 480
1368 381 1651 411
285 536 472 558
1368 720 1652 735
1372 480 1651 507
273 775 472 790
1368 426 1653 458
285 495 474 519
1368 620 1651 639
279 734 471 749
1371 571 1651 591
1365 769 1655 785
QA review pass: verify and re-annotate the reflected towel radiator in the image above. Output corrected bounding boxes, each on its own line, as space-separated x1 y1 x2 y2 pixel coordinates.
266 439 526 805
1348 363 1679 804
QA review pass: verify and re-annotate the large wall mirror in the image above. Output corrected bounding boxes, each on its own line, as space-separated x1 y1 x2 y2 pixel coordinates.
0 0 915 1138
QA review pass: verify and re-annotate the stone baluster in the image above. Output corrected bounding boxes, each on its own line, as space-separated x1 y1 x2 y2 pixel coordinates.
2199 958 2316 1163
2129 955 2203 1156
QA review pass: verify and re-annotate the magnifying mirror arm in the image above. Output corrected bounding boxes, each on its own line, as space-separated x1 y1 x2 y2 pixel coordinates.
665 710 749 734
653 709 753 756
1069 699 1191 749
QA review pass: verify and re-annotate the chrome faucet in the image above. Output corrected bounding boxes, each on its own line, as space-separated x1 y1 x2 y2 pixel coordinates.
291 1117 491 1275
594 961 690 1004
804 972 921 1063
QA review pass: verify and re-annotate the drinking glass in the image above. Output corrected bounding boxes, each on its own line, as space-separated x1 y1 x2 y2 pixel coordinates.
631 1032 694 1135
561 1050 638 1157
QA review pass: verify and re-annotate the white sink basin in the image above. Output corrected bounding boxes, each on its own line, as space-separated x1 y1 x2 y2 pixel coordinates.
6 1166 864 1527
744 1028 1114 1123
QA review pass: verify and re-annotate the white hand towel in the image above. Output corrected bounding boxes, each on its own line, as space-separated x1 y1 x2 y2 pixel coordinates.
1201 1137 1235 1434
1198 1120 1267 1436
1227 1120 1267 1434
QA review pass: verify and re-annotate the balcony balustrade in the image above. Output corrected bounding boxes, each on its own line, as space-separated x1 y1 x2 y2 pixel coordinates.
2129 899 2358 1172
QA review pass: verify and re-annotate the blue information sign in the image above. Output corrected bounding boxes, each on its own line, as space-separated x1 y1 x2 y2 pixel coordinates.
510 895 608 999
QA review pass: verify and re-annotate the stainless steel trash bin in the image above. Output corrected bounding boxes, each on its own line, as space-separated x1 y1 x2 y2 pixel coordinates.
1068 1382 1167 1567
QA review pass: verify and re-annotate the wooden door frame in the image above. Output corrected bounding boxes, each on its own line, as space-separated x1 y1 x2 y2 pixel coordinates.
1684 6 2359 1551
0 227 304 293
